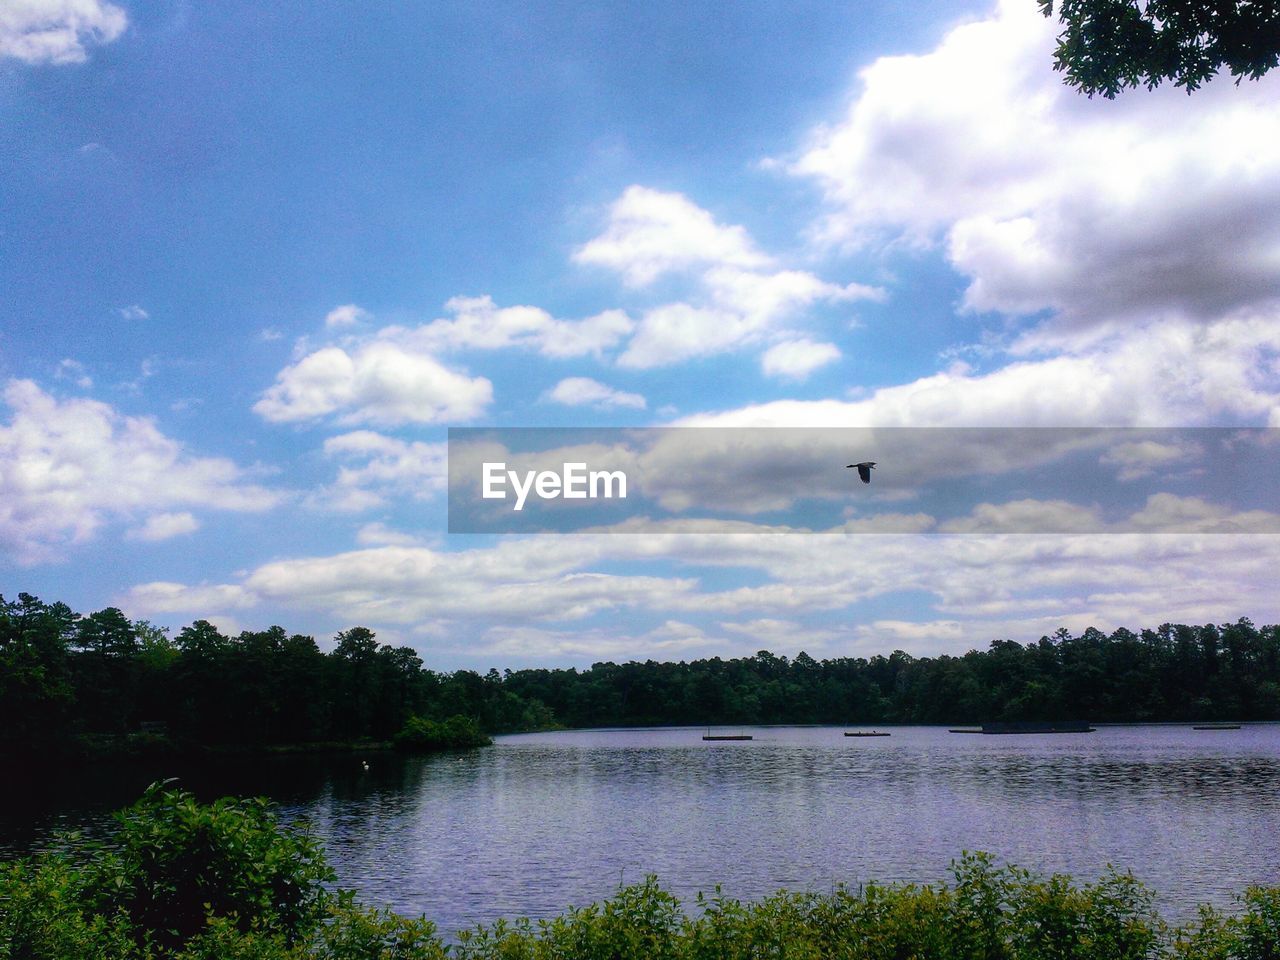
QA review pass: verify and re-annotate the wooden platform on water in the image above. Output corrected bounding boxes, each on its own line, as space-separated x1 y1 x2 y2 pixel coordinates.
1193 724 1241 730
703 734 753 741
844 731 890 737
950 722 1095 735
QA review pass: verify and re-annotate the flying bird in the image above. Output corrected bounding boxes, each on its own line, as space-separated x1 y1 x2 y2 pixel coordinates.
846 461 876 484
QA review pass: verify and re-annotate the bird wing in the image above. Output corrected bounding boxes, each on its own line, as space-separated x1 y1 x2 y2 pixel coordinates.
858 464 871 483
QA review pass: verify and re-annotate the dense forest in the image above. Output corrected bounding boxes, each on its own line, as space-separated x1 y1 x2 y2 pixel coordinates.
3 591 1279 758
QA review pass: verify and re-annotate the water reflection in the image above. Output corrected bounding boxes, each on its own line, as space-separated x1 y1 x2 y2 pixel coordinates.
4 724 1279 934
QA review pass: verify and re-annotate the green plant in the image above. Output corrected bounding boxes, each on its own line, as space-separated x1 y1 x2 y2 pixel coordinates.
394 714 491 751
82 781 334 952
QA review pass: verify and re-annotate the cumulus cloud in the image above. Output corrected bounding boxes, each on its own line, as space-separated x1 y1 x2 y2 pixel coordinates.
703 266 882 325
313 430 448 512
466 620 727 662
617 305 744 369
324 304 369 329
54 358 92 389
575 186 882 369
254 342 492 426
0 0 126 65
257 295 645 425
355 522 425 547
129 540 699 629
761 339 841 380
411 295 633 358
681 316 1280 428
127 581 255 614
124 520 1280 663
1100 439 1199 481
127 511 200 542
546 377 646 410
0 380 280 563
573 185 772 286
938 499 1104 534
1128 493 1280 533
790 0 1280 330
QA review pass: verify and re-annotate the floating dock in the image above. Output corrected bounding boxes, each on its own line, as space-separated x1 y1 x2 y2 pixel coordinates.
844 731 890 737
977 721 1095 735
949 722 1095 734
1192 724 1241 730
702 734 752 741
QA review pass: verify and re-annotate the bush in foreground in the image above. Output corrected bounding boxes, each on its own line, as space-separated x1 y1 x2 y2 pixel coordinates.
3 786 1280 959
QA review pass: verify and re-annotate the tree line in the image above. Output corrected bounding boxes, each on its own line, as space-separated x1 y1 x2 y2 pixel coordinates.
3 591 1278 758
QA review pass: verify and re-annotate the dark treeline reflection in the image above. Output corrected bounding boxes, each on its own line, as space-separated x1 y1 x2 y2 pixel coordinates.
3 592 1279 758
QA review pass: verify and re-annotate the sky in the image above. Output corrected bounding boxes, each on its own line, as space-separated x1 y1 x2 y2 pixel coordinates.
4 0 1280 669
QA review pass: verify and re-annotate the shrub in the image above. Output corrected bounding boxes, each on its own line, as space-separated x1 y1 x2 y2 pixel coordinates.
393 715 491 751
0 855 139 960
81 781 334 952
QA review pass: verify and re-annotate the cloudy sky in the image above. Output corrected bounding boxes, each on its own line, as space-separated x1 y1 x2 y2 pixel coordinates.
4 0 1280 668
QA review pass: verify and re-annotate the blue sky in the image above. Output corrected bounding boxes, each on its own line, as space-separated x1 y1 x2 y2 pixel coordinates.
4 0 1280 668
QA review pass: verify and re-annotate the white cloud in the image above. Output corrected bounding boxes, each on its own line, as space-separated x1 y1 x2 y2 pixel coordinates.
938 499 1104 534
0 380 280 563
127 581 255 614
618 304 745 369
355 522 424 547
680 315 1280 428
117 304 148 321
324 304 369 329
466 620 727 662
54 358 92 389
761 339 841 380
573 185 772 286
0 0 126 65
127 511 200 542
720 617 842 654
575 188 883 369
856 619 964 648
254 342 492 426
1100 439 1198 481
313 430 448 512
703 266 882 324
123 522 1280 663
790 0 1280 331
546 377 646 410
1128 493 1280 533
411 295 633 359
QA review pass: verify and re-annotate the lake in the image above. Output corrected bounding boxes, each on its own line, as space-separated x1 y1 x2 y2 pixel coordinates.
6 724 1280 934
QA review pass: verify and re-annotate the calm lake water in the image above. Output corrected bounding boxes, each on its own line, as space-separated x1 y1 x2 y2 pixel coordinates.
6 724 1280 934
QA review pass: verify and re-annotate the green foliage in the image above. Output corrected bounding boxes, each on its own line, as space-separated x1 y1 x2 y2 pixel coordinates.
0 855 140 960
1039 0 1280 98
394 714 492 751
446 855 1218 960
82 782 335 952
0 593 75 754
175 902 448 960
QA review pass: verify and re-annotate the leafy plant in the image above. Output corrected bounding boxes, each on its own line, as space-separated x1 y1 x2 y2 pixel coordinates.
81 782 334 952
